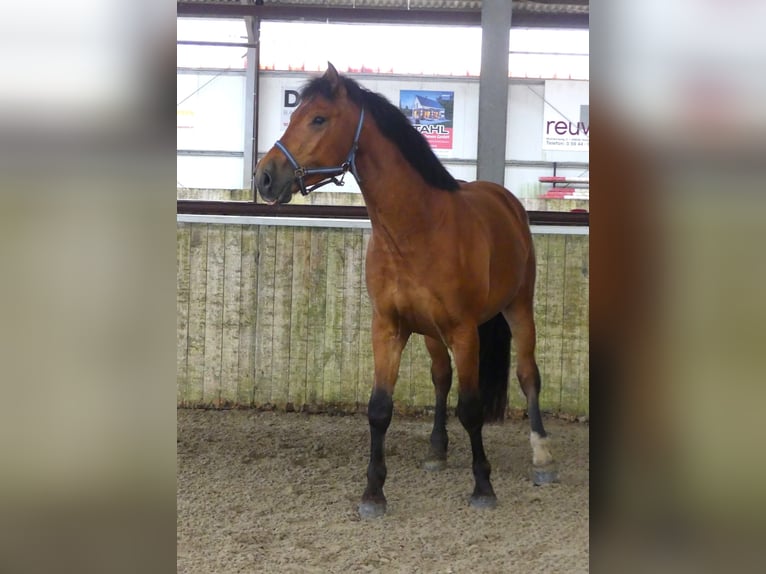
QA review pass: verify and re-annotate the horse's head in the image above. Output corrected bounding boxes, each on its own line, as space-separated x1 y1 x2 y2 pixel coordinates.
255 63 363 204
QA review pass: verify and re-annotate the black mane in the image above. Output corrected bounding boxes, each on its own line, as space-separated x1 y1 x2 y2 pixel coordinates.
301 74 460 192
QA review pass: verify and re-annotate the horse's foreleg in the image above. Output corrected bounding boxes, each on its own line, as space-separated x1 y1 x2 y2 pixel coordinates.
358 315 409 519
423 336 452 471
452 326 497 508
504 304 558 484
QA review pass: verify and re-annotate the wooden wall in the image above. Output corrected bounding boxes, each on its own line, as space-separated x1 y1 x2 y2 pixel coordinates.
177 223 589 415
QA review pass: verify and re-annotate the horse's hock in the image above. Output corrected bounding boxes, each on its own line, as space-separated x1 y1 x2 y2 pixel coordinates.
176 222 588 416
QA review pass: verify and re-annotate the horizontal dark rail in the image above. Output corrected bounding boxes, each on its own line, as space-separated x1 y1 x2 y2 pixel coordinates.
177 200 589 226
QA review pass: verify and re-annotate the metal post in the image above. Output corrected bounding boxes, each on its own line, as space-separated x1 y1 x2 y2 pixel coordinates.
244 16 261 200
477 0 512 185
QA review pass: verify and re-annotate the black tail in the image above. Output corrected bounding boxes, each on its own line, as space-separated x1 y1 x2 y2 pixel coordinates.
478 313 512 422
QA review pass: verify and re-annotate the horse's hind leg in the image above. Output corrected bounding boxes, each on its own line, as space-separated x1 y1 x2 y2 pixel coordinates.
358 312 410 519
503 301 558 484
451 325 497 508
422 335 452 471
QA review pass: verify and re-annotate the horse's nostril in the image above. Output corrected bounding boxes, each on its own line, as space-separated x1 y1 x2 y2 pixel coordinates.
258 169 273 194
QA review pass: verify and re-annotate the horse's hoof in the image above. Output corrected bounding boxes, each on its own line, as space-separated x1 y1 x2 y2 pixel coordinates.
470 494 497 509
358 500 387 519
422 458 447 472
532 464 559 485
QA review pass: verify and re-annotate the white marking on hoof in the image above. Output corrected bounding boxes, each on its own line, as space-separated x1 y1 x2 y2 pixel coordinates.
422 458 447 472
530 431 554 467
470 495 497 509
358 500 386 519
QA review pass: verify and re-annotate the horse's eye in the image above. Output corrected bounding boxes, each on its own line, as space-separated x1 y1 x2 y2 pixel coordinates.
312 116 326 125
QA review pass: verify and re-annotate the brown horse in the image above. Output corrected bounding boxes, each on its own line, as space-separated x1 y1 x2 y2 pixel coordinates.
255 64 556 518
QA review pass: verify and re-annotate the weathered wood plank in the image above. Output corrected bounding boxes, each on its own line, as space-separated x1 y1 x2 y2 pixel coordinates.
539 234 566 412
339 229 363 407
288 227 312 409
560 234 589 415
253 225 277 406
576 238 590 415
446 351 458 410
410 335 433 409
393 336 414 411
220 225 242 405
186 224 208 405
356 231 374 409
306 227 329 407
522 234 550 411
203 225 226 405
238 225 259 406
559 235 578 414
322 229 346 404
176 224 192 405
577 238 590 416
271 226 295 408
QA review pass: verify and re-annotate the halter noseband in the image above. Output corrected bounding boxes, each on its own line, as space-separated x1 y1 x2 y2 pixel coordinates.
273 108 365 196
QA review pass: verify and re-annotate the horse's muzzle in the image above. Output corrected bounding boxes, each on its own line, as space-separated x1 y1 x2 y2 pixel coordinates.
254 160 293 204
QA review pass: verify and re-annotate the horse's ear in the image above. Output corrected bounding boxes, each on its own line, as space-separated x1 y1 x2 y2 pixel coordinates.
325 62 342 95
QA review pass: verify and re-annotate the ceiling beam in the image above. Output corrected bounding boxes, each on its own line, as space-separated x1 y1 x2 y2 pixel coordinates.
176 3 588 29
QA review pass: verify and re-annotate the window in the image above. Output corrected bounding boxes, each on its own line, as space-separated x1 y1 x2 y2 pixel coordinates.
177 18 249 195
177 18 588 213
509 28 589 80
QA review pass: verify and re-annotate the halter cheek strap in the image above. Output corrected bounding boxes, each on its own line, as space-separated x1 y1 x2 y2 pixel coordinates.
274 108 365 196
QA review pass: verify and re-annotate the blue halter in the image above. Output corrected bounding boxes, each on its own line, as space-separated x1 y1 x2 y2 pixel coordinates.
273 108 365 196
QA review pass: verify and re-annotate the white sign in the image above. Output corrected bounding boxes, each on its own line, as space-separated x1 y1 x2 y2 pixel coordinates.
177 109 195 129
542 80 589 151
281 86 302 130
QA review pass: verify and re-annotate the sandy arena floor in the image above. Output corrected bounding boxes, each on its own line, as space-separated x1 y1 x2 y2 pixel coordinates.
177 409 588 573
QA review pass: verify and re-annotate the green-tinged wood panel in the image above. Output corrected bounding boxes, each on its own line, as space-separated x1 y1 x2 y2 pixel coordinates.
322 229 346 404
577 238 590 416
340 229 364 407
176 224 191 405
306 228 328 407
539 234 566 412
446 351 458 409
270 226 294 408
253 225 277 406
562 234 589 415
185 224 208 405
177 222 589 415
308 191 365 207
392 248 412 407
356 231 374 408
220 225 242 405
577 239 590 415
409 335 434 410
288 228 312 408
519 234 550 411
177 188 255 201
393 335 414 409
203 225 226 405
559 235 580 415
238 226 258 406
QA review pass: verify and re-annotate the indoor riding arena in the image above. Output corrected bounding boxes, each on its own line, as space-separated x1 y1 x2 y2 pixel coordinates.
177 2 589 572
